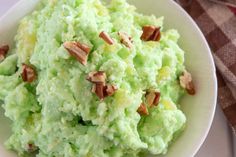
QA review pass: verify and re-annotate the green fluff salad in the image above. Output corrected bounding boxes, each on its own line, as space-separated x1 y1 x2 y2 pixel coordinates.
0 0 196 156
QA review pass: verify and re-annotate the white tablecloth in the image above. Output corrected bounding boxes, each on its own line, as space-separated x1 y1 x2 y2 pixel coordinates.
0 1 234 156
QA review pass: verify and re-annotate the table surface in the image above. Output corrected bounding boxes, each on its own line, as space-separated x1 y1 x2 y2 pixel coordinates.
0 1 235 157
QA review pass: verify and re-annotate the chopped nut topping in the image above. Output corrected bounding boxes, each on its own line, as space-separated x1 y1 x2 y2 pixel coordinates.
91 83 106 100
105 84 117 96
141 26 161 41
86 71 106 85
99 31 114 45
21 64 37 83
91 84 117 100
137 103 149 116
179 70 196 95
118 32 133 48
63 41 90 65
87 71 117 100
94 83 106 100
146 91 161 107
0 44 9 62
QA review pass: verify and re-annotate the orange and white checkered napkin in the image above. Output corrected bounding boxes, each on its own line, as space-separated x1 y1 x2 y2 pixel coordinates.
178 0 236 133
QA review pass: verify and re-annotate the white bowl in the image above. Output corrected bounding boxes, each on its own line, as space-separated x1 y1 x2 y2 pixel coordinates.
0 0 217 157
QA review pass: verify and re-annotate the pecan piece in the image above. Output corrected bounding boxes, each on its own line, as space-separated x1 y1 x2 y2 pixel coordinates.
141 26 161 41
99 31 114 45
0 44 9 62
118 32 133 48
179 70 196 95
137 103 149 116
94 83 106 100
105 84 117 96
86 71 106 85
63 41 90 65
87 71 118 100
21 64 37 83
146 91 161 107
91 84 117 100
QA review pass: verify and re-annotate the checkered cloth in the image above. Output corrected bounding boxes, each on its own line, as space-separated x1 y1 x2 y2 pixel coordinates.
178 0 236 133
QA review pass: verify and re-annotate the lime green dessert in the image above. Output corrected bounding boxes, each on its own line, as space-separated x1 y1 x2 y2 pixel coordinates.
0 0 196 156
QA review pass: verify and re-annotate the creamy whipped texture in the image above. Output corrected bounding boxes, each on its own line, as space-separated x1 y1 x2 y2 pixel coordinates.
0 0 188 156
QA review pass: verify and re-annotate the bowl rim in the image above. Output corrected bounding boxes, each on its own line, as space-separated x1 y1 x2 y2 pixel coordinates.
0 0 218 157
168 0 218 156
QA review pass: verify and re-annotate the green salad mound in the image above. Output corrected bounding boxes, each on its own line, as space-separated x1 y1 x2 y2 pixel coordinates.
0 0 196 156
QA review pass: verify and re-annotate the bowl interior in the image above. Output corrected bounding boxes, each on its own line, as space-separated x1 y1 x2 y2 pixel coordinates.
127 1 217 157
0 0 217 157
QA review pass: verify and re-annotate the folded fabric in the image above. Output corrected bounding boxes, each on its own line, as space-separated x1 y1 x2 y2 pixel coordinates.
177 0 236 133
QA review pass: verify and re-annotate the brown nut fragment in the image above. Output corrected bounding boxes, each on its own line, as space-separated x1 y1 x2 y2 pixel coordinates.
21 64 37 83
94 83 106 100
118 32 133 48
91 83 117 100
141 26 161 42
86 71 106 85
105 84 117 96
137 103 149 116
99 31 114 45
63 41 90 65
0 44 9 62
179 70 196 95
146 91 161 107
88 71 117 100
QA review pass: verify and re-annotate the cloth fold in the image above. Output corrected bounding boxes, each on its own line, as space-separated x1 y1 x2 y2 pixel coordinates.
177 0 236 133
